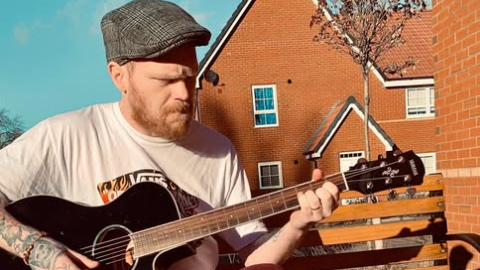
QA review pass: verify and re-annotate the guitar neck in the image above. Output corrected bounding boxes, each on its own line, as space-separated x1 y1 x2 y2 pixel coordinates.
132 173 348 258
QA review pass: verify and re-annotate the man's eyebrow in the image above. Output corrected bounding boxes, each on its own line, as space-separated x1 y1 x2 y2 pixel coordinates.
150 68 197 79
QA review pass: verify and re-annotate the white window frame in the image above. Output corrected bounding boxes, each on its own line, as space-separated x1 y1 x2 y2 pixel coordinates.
406 87 435 119
339 151 365 172
417 152 437 175
252 84 279 128
258 161 283 189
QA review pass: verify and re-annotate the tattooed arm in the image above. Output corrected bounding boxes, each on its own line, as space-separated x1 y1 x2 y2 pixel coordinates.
238 169 340 266
0 205 99 270
238 222 308 266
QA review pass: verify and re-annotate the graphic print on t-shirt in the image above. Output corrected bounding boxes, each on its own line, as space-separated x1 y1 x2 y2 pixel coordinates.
96 169 199 217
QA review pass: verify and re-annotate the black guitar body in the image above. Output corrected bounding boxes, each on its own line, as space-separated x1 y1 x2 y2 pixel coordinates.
0 182 196 270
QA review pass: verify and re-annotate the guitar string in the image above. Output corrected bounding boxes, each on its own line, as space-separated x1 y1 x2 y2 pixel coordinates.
78 159 410 264
83 159 397 255
80 160 405 263
79 169 351 255
83 161 407 264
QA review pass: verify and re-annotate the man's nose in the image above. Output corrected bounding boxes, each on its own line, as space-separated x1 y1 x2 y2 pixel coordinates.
172 80 191 101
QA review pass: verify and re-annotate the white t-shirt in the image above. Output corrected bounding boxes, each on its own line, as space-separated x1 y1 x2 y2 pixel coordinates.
0 102 267 269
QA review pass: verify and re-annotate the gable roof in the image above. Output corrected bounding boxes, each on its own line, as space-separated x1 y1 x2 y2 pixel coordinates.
302 96 396 159
195 0 255 89
195 0 434 89
375 11 434 81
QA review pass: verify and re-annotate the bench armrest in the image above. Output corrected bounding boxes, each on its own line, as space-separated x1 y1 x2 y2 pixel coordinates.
445 233 480 253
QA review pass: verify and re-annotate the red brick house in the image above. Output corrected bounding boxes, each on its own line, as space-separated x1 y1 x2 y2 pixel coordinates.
195 0 435 196
433 0 480 268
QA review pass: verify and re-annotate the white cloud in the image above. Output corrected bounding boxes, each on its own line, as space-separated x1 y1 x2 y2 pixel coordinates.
89 0 130 34
57 0 89 31
13 24 30 45
33 20 54 30
12 19 54 46
177 1 212 26
191 12 212 26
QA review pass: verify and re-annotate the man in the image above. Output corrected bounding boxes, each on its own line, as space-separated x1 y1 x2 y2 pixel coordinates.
0 0 339 269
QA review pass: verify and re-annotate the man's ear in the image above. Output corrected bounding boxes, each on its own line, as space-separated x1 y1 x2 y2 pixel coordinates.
108 61 128 94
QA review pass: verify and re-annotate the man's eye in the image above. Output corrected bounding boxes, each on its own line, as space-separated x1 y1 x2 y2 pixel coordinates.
154 78 171 84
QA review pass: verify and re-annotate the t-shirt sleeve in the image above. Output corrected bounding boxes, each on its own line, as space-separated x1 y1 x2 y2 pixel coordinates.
217 145 268 251
0 121 57 202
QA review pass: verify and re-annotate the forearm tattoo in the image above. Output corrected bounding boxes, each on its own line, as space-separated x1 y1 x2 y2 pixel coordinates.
272 229 283 242
0 210 39 256
28 238 65 269
252 228 283 250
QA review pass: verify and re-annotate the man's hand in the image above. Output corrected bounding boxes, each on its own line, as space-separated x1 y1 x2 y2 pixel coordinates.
289 168 340 231
28 237 99 270
243 168 340 266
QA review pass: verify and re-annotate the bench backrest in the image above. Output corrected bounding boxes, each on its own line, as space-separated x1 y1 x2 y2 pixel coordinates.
217 174 447 270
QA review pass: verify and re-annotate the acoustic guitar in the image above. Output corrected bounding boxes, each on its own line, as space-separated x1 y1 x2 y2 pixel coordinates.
0 150 424 270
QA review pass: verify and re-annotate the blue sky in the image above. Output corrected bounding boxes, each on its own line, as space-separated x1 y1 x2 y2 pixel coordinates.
0 0 241 129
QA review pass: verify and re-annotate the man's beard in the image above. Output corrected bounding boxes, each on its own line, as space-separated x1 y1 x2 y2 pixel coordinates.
129 85 193 141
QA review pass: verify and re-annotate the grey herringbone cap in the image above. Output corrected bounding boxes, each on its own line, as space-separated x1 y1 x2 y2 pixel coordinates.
101 0 211 65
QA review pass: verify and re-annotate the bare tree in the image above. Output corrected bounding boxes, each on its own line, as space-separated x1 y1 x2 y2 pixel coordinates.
0 109 24 149
311 0 426 160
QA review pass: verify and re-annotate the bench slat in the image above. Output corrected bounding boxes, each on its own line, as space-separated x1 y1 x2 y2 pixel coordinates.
281 244 448 270
298 217 447 246
262 196 445 228
322 196 445 223
403 266 449 270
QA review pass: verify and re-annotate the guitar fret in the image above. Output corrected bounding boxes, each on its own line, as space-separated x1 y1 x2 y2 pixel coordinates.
271 193 286 213
199 216 210 235
284 188 299 209
201 215 218 235
234 203 250 224
225 208 239 227
246 200 261 220
217 208 229 230
176 227 186 242
186 222 196 240
280 191 288 209
131 234 143 256
164 229 173 245
208 220 219 233
256 195 274 216
207 212 220 233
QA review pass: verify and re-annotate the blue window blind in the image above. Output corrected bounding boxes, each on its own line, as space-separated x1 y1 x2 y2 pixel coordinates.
253 86 277 127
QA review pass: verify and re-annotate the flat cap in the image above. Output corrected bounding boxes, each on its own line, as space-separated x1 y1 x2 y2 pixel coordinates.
101 0 211 65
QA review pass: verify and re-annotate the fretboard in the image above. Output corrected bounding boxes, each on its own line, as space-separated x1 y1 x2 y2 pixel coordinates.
132 173 348 258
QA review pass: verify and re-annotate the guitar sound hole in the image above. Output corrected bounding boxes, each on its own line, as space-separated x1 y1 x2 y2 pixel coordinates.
94 225 136 270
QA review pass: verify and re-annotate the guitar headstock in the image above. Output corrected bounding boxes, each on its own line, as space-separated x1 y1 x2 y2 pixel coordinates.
344 150 425 195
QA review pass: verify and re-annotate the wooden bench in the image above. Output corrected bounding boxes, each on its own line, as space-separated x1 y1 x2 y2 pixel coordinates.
216 174 480 270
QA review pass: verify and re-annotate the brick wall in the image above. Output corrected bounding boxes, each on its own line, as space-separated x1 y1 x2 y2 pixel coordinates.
198 0 435 197
433 0 480 268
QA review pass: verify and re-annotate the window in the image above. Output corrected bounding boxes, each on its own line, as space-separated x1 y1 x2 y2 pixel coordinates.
406 87 435 118
339 151 365 172
252 85 278 127
418 153 436 175
258 161 283 189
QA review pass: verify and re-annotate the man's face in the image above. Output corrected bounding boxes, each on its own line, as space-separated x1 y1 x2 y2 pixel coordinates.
123 45 198 140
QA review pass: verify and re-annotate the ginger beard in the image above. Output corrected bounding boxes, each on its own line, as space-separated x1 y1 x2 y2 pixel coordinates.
127 78 193 141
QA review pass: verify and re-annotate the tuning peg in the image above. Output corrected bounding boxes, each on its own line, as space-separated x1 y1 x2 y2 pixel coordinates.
385 177 392 185
388 190 397 200
356 158 368 170
393 150 403 156
357 157 367 164
378 154 384 160
366 181 374 190
406 187 417 197
369 193 378 204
